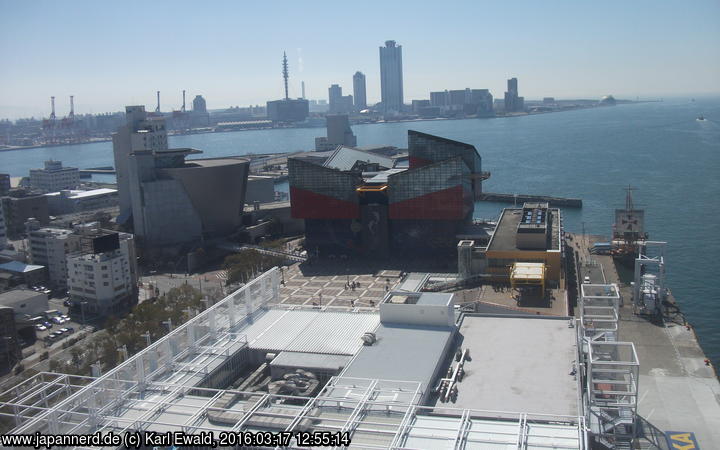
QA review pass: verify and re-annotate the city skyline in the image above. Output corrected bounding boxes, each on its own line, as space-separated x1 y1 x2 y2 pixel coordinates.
1 0 719 119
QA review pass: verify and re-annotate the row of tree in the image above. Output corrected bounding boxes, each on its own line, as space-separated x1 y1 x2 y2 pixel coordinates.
224 250 285 285
49 284 205 377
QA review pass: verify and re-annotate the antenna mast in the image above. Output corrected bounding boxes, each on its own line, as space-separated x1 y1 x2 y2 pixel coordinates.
155 91 161 113
282 52 289 100
625 185 636 211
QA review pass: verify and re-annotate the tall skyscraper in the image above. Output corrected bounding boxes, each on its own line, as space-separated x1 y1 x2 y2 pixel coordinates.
329 84 342 112
379 40 404 114
353 71 367 111
504 77 524 112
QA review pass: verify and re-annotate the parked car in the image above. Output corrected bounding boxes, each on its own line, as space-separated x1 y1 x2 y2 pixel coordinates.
43 321 53 329
35 324 47 331
60 327 74 334
51 317 64 325
51 330 64 338
60 314 70 321
583 276 591 284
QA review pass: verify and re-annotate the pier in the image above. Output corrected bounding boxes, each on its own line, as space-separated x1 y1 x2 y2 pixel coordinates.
478 192 582 207
79 166 115 175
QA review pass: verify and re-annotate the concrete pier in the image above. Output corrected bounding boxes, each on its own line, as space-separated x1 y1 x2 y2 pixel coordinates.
479 192 582 207
571 232 720 448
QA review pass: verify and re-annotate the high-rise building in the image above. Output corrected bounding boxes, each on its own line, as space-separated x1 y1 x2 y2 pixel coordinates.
329 84 342 112
29 160 80 193
430 91 449 108
379 40 404 114
504 77 524 113
328 85 354 114
112 106 169 223
192 95 207 113
353 72 367 111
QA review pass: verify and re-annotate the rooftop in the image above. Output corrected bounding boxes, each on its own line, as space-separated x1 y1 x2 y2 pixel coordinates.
0 261 45 273
450 315 580 416
487 207 561 252
0 268 585 448
183 156 249 168
322 146 395 172
342 323 455 397
66 188 117 199
0 289 46 304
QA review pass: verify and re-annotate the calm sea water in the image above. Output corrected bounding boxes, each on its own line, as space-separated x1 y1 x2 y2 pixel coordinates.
2 98 719 362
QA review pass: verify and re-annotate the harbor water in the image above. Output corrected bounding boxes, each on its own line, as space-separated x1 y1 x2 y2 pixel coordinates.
1 97 719 363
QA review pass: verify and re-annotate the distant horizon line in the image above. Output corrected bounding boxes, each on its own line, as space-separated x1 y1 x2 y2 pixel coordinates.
2 92 719 121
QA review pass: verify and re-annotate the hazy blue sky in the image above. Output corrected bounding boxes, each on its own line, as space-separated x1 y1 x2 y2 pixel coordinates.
1 0 719 119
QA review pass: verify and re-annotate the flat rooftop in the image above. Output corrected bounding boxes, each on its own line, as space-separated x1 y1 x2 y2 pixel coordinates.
341 323 455 396
450 315 580 416
184 156 249 168
487 208 561 252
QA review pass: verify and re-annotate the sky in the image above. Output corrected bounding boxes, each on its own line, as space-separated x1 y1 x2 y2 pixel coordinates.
0 0 719 120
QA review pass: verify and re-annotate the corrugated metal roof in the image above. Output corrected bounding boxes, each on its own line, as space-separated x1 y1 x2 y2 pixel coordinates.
247 309 380 356
286 312 380 355
323 146 394 171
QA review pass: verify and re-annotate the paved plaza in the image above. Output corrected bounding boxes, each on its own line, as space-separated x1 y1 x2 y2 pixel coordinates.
275 263 402 308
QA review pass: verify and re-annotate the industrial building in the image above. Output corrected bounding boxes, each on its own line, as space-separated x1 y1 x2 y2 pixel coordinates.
28 160 80 193
45 188 118 215
0 268 588 448
289 131 488 257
